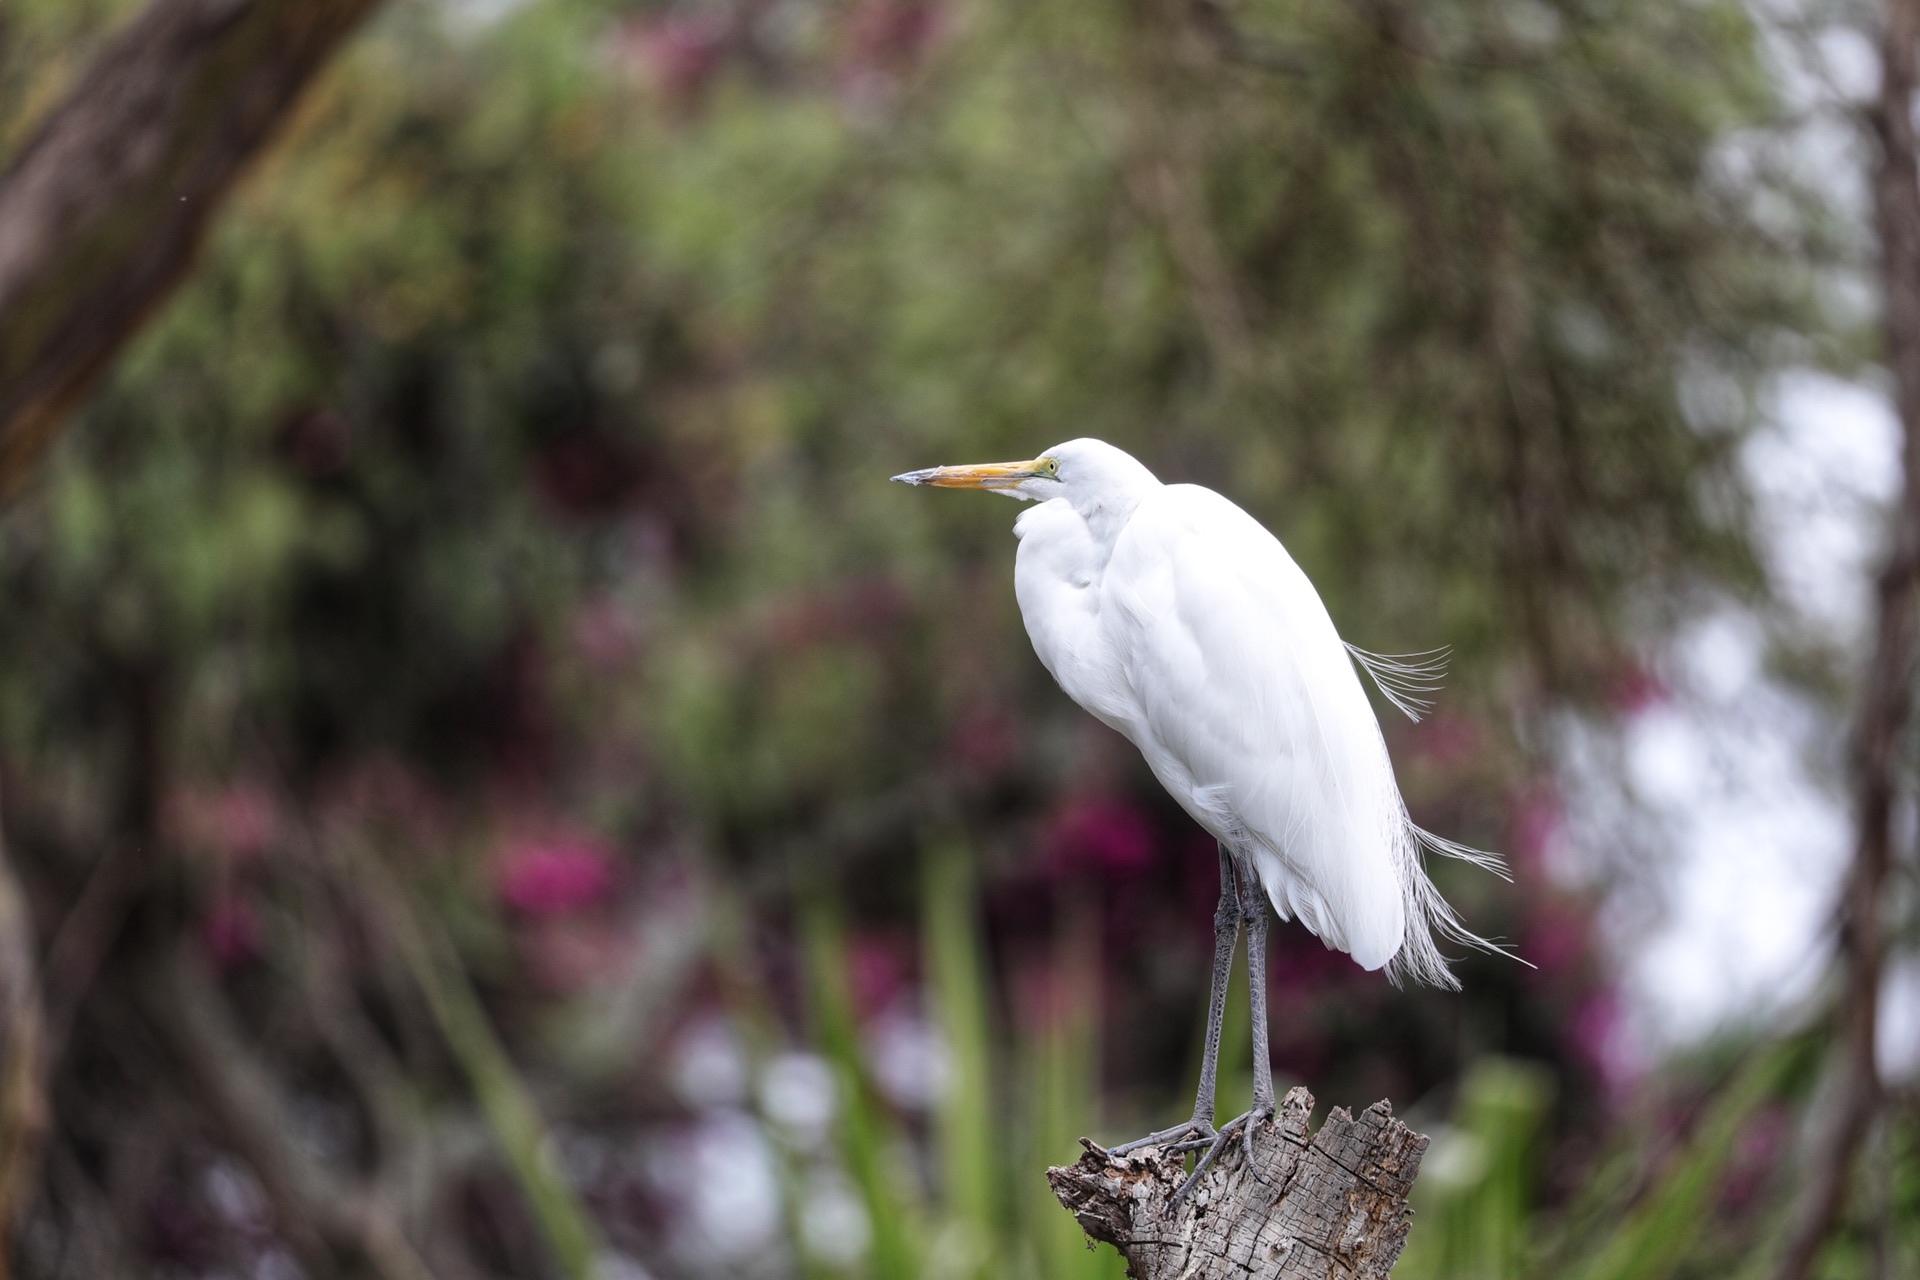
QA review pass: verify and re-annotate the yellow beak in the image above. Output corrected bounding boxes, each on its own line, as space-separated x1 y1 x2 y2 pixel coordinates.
890 459 1048 490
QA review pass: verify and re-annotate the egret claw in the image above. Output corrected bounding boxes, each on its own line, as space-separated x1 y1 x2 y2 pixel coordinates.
1165 1106 1276 1212
1167 1113 1250 1213
1109 1119 1210 1157
1243 1105 1273 1183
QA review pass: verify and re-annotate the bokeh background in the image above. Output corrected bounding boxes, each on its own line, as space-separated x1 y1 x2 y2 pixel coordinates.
0 0 1912 1277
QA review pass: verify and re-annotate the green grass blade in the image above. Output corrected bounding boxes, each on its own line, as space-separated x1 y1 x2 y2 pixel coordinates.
1395 1057 1552 1280
362 853 604 1280
800 893 922 1280
1568 1042 1805 1280
1020 899 1128 1280
923 838 999 1273
703 885 840 1280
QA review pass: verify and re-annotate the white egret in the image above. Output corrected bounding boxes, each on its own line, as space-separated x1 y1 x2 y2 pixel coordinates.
893 438 1508 1199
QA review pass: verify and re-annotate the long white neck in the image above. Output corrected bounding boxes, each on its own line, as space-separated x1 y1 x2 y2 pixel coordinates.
1061 453 1162 550
1011 466 1162 735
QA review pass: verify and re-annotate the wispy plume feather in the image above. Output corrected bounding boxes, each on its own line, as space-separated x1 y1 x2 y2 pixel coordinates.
1344 644 1451 722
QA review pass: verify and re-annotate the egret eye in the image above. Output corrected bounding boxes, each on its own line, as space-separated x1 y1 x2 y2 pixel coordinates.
1044 458 1061 478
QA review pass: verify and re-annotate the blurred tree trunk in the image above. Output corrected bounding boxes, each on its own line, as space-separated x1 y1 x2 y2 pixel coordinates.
0 0 382 1261
0 795 44 1273
1773 1 1920 1276
0 0 384 497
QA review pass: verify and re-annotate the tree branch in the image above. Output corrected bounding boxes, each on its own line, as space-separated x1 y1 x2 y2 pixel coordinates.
1049 1088 1426 1279
1772 2 1920 1275
0 0 382 496
0 785 45 1256
138 942 434 1280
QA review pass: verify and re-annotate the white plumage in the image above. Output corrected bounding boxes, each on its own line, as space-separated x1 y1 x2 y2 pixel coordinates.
897 437 1501 988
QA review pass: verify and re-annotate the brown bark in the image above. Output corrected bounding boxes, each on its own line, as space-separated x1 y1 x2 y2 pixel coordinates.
1772 2 1920 1276
0 802 44 1272
1050 1087 1425 1280
0 0 383 496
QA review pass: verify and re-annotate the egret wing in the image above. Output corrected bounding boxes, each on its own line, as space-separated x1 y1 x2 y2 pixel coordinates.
1102 485 1410 969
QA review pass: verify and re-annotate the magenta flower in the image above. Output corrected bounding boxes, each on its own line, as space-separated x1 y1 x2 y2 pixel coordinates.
611 11 731 104
495 837 618 917
1569 989 1642 1099
1522 896 1593 976
212 787 279 861
1607 661 1668 717
847 934 912 1023
842 2 946 74
1012 958 1086 1035
1269 926 1368 996
202 894 263 971
318 756 449 850
571 594 642 673
951 706 1019 775
1408 711 1482 768
1719 1105 1789 1212
166 783 281 862
1046 799 1156 877
1508 783 1564 873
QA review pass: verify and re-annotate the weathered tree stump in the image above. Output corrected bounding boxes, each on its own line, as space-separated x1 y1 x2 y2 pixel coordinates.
1048 1086 1426 1279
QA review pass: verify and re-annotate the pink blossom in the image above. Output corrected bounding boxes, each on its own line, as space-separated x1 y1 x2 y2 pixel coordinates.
495 838 618 917
1046 799 1155 877
202 894 263 971
1569 989 1643 1099
842 2 946 74
318 757 449 849
571 594 641 673
213 788 278 860
611 11 731 104
1408 711 1481 768
1719 1104 1789 1212
519 917 633 993
1508 783 1564 873
835 2 948 114
847 934 911 1022
952 707 1019 775
1269 927 1366 995
1607 661 1668 717
166 784 281 862
1522 896 1592 975
1012 957 1096 1034
761 576 906 653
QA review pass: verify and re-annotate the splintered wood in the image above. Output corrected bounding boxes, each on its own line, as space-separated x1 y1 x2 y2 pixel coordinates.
1047 1087 1426 1279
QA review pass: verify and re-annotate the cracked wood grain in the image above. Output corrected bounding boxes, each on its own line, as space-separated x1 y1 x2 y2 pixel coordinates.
1048 1087 1426 1279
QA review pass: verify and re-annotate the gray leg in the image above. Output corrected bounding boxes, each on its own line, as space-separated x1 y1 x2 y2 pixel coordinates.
1192 843 1242 1130
1166 856 1276 1210
1108 844 1239 1156
1242 882 1275 1167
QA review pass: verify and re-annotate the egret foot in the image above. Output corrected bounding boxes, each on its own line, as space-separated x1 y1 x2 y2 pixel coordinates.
1241 1099 1274 1177
1164 1104 1272 1214
1105 1118 1213 1157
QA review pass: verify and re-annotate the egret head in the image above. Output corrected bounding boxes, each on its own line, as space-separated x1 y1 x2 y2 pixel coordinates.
890 437 1159 507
